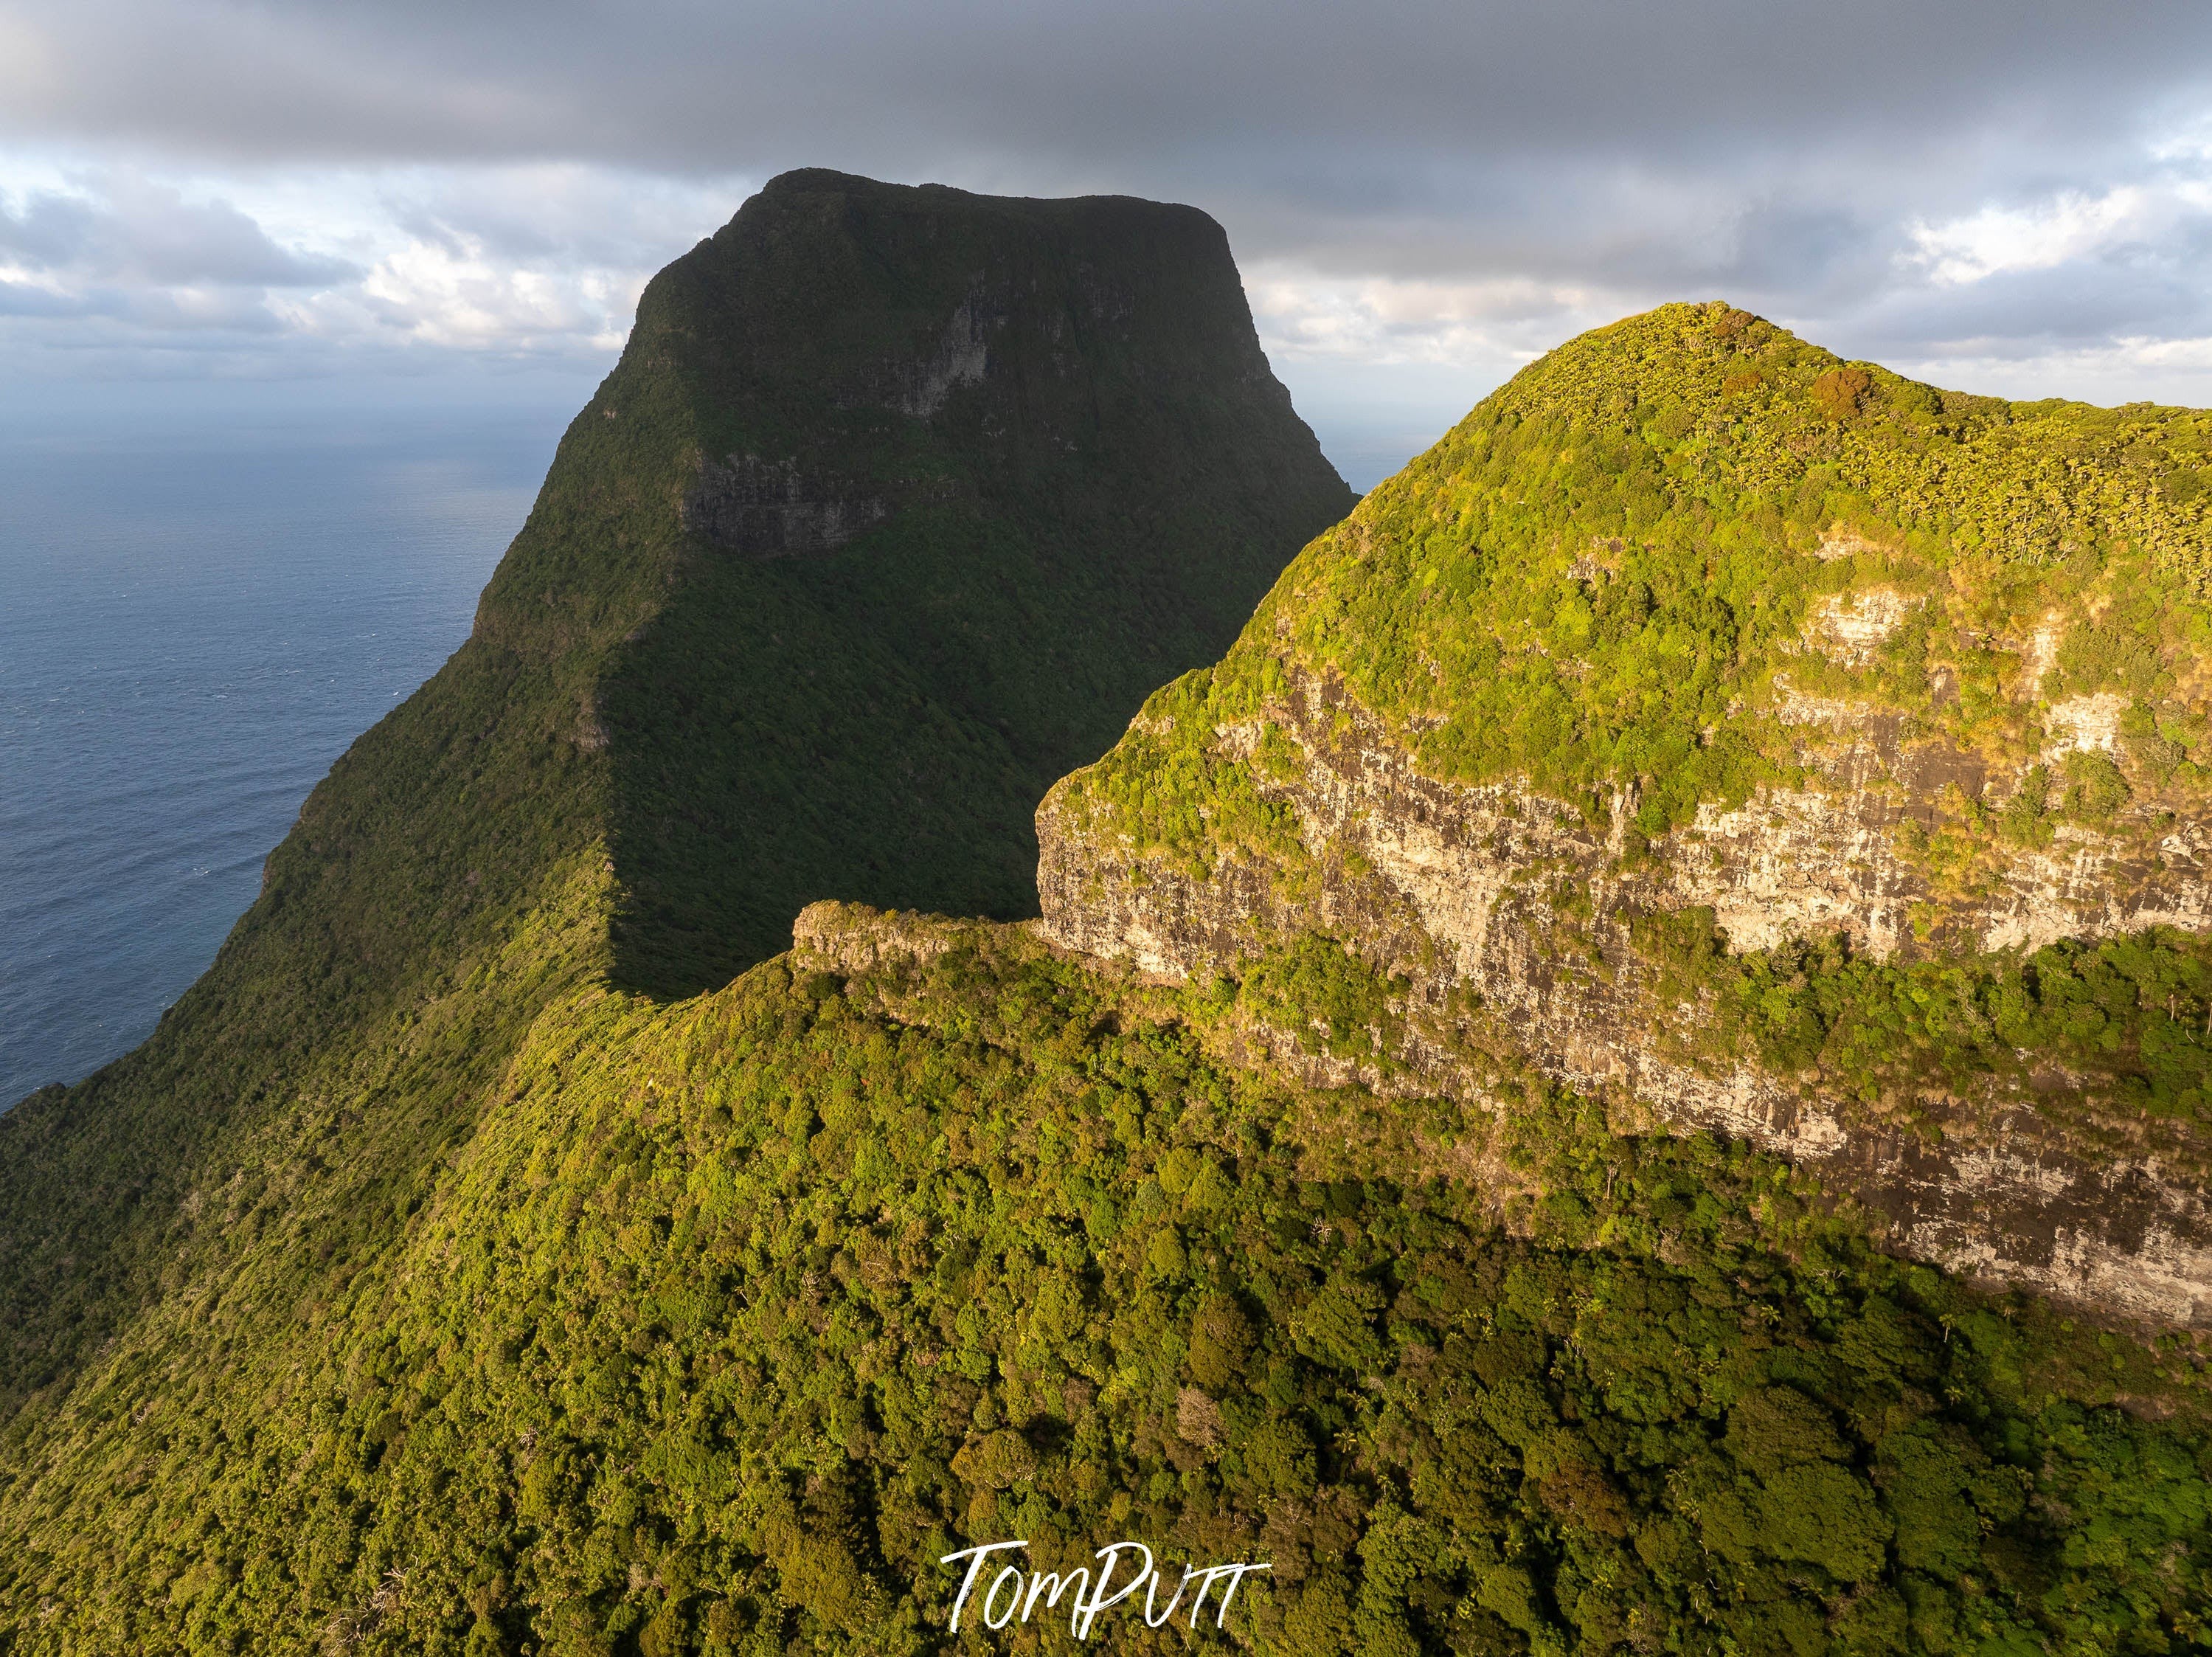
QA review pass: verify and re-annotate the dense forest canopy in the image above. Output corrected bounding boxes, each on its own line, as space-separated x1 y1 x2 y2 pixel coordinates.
5 916 2209 1653
10 288 2212 1656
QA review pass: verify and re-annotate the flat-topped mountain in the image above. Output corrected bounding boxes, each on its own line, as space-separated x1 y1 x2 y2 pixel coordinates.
0 167 1345 1577
11 272 2212 1655
1041 299 2212 1322
559 167 1355 994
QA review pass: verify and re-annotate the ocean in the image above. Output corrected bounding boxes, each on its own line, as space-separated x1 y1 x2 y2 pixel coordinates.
0 389 1421 1110
0 398 571 1107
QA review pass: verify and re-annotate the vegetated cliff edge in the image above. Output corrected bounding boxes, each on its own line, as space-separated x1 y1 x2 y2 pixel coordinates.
5 265 2212 1647
0 171 1347 1448
7 902 2211 1655
1040 300 2212 1325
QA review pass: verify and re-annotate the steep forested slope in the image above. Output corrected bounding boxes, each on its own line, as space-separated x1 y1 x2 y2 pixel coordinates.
1041 300 2212 1320
0 170 1345 1512
4 911 2208 1654
594 171 1352 996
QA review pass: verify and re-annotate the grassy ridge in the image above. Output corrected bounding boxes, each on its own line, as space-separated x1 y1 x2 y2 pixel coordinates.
1058 301 2212 865
4 922 2208 1654
0 170 1345 1501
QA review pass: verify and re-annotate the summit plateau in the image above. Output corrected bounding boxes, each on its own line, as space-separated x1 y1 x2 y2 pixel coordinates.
8 210 2212 1657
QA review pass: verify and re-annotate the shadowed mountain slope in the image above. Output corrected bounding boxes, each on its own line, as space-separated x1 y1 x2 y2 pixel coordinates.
0 170 1347 1453
589 170 1354 996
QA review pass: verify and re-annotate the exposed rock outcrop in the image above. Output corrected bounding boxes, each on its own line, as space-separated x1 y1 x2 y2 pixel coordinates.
683 454 894 556
791 899 963 973
1039 667 2212 1322
1033 298 2212 1325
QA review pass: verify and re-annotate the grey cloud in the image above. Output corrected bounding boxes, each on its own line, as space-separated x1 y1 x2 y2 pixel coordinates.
0 191 91 264
9 1 2210 181
0 276 286 339
1842 261 2212 364
0 277 87 316
0 179 356 286
379 168 744 271
2 0 2212 401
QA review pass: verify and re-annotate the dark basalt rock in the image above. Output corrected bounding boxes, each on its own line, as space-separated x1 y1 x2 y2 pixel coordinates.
682 454 894 557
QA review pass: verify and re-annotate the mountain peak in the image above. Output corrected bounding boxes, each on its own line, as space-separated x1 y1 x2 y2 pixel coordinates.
1043 303 2212 1323
0 166 1348 1461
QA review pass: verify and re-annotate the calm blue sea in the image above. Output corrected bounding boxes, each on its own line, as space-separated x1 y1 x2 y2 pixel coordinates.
0 384 1424 1110
0 398 572 1107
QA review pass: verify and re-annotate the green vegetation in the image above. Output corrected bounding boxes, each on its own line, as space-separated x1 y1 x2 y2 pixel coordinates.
0 169 1345 1464
6 924 2211 1654
10 254 2212 1655
1238 933 1410 1068
603 173 1351 996
1058 300 2212 864
1632 910 2212 1141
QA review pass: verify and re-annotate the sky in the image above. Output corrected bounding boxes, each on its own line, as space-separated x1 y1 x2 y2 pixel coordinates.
6 0 2212 477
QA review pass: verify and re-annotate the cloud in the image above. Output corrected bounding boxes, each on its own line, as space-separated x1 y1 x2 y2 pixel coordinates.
5 0 2208 179
0 175 353 286
0 162 741 376
0 0 2210 432
1899 175 2212 304
305 233 637 353
0 275 86 316
1248 267 1601 373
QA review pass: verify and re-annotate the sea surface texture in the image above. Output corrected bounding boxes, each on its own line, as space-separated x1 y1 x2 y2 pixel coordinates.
1 404 562 1106
0 393 1411 1111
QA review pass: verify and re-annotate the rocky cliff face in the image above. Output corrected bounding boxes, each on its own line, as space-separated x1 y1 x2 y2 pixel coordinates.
594 169 1356 994
1040 666 2212 1324
0 169 1351 1457
1039 302 2212 1326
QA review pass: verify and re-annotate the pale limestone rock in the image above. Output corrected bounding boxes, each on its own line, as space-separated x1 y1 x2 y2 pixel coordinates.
2020 618 2064 696
2045 692 2128 755
1814 527 1885 561
1806 588 1919 665
1036 663 2212 1326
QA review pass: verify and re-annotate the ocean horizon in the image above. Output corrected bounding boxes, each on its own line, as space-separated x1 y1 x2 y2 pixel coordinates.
0 396 569 1107
0 384 1420 1110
